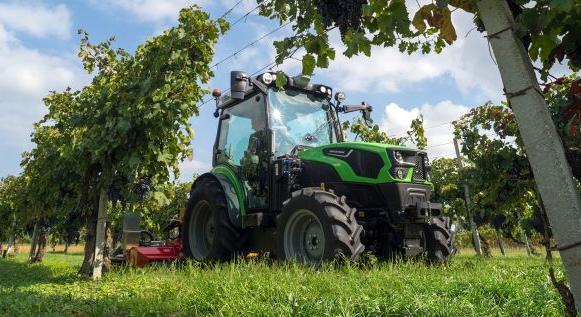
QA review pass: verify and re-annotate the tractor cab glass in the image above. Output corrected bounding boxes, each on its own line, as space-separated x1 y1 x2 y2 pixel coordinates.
216 94 269 209
268 89 337 156
217 94 267 165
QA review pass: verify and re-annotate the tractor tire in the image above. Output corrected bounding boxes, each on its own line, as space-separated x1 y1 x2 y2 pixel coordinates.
424 216 456 263
277 187 365 263
182 177 246 261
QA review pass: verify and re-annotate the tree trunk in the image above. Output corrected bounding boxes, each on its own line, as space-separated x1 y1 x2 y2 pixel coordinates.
102 221 113 273
64 241 69 254
13 239 19 255
480 232 492 257
522 229 532 257
495 229 506 256
32 228 47 263
4 236 13 258
28 221 39 263
5 216 18 258
5 235 16 258
80 208 97 277
470 220 482 256
92 186 110 279
477 0 581 310
0 241 3 257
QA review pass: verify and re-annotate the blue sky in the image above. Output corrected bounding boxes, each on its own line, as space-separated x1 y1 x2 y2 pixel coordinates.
0 0 512 181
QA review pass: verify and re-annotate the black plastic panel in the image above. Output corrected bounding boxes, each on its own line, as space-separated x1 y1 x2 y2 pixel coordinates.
297 160 341 187
323 148 383 179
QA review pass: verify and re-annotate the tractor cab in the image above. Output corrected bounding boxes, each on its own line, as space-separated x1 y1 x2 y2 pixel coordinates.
181 71 455 264
211 71 373 208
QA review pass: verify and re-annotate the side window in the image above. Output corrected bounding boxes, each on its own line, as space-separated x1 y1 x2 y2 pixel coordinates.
217 94 266 166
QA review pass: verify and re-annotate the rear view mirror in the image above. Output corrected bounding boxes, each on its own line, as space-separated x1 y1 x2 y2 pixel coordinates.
362 103 373 127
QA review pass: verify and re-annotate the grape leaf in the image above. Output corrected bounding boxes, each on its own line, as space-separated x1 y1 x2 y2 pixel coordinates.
449 0 477 13
302 54 316 76
549 0 574 12
275 71 288 88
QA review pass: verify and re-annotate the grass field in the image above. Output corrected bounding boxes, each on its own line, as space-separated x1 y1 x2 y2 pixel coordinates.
0 248 566 316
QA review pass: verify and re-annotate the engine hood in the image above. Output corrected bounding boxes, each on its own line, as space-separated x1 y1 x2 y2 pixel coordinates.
297 142 429 184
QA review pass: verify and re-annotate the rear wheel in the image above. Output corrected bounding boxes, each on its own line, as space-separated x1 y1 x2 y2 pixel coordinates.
424 216 456 263
277 188 365 263
182 178 246 261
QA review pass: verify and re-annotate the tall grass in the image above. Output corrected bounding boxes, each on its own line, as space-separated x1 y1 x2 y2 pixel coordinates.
0 250 565 316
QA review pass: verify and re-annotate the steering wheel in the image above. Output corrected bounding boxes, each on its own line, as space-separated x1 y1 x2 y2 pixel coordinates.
303 133 318 144
274 130 297 154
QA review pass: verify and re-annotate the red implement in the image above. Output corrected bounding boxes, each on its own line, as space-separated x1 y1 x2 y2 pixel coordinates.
127 239 182 268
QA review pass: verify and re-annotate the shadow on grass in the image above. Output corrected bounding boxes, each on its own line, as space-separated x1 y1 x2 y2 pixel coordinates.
0 287 144 317
0 258 79 288
48 251 84 255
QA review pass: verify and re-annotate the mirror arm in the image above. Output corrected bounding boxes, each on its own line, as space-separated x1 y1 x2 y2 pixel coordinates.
339 102 374 127
341 102 372 114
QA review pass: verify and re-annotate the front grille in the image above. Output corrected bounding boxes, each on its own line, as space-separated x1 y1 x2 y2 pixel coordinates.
413 155 426 181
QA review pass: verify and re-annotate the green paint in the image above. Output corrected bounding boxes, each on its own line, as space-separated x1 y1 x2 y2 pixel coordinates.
299 142 432 186
212 165 246 215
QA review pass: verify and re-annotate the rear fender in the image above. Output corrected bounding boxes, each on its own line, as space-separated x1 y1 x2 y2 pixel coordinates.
193 171 244 228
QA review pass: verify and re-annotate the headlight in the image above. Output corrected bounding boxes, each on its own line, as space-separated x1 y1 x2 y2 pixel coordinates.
335 91 345 103
393 150 404 163
396 168 406 179
261 73 273 85
319 86 327 94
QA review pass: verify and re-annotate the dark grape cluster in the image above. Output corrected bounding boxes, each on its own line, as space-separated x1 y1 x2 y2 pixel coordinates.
108 188 125 205
108 179 126 205
133 176 152 202
317 0 367 35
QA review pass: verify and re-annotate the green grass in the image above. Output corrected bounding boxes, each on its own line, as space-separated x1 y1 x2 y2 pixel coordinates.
0 250 566 316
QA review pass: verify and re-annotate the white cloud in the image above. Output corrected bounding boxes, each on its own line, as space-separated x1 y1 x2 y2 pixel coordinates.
321 9 504 101
0 24 89 150
380 101 470 159
0 2 71 39
179 159 212 178
95 0 210 23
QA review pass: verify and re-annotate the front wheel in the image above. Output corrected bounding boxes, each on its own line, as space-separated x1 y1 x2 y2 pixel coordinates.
424 216 456 263
276 188 365 264
182 177 246 261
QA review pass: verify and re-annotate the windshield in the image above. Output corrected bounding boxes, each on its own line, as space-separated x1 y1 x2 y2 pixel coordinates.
268 89 336 156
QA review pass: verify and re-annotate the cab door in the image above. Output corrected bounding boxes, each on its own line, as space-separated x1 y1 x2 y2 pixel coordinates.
214 94 269 209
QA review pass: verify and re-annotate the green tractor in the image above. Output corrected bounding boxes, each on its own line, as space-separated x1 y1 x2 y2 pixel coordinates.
182 71 456 264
